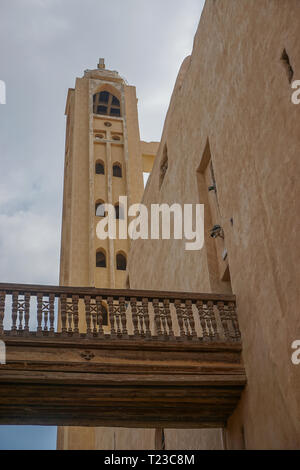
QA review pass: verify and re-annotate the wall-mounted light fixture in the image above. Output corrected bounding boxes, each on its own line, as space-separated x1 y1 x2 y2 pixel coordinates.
210 225 224 239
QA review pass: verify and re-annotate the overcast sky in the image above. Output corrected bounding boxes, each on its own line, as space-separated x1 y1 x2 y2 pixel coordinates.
0 0 204 450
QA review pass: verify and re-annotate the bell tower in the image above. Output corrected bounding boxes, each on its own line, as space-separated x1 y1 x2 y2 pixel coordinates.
57 60 158 449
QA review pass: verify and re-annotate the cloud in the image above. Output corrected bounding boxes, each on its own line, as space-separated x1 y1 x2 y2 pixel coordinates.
0 211 60 284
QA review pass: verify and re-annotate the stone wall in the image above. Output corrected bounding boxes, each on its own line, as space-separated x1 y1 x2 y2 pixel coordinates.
128 0 300 450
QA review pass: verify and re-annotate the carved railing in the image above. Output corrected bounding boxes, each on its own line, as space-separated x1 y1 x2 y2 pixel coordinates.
0 283 241 343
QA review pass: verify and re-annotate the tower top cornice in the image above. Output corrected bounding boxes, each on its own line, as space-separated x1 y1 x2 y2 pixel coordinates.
83 59 124 84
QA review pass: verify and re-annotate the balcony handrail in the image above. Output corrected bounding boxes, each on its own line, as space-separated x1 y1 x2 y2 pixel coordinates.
0 282 236 303
0 283 241 343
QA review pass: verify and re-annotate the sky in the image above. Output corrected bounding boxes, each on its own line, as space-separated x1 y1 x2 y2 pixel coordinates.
0 0 204 450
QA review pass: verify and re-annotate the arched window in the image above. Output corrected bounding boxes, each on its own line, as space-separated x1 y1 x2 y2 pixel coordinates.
93 91 121 117
116 253 127 271
113 163 122 178
159 144 168 189
95 161 105 175
96 250 106 268
95 201 106 217
114 204 124 220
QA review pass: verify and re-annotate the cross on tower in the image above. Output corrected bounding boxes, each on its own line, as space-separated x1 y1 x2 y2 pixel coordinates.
98 58 105 69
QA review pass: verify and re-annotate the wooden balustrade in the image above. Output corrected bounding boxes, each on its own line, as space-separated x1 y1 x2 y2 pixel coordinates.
0 283 241 343
0 283 245 428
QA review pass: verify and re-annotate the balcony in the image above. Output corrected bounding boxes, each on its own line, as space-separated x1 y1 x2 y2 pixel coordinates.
0 283 246 429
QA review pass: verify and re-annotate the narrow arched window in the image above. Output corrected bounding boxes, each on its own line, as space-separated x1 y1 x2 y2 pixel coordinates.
96 250 106 268
116 253 127 271
113 163 122 178
95 161 105 175
114 204 124 220
95 201 106 217
93 91 121 117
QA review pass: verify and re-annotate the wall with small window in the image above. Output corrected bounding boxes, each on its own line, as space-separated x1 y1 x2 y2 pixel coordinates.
96 249 107 268
116 252 127 271
113 163 122 178
95 243 110 289
95 160 105 175
95 200 106 217
115 250 128 287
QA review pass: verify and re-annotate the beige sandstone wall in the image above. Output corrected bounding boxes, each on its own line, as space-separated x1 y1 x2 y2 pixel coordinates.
128 0 300 450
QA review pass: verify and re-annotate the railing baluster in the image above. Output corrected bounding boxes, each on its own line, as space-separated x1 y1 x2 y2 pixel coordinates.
143 298 151 338
175 300 184 340
203 302 212 340
67 298 73 333
60 294 67 336
115 311 121 336
37 293 43 336
211 303 219 342
183 312 189 337
49 294 55 336
85 296 100 337
218 301 230 341
72 295 79 336
18 296 24 332
24 293 30 335
108 297 116 337
96 296 104 337
120 297 127 337
92 304 98 335
164 300 173 338
186 300 197 339
229 301 241 342
196 301 209 342
130 298 139 336
43 299 49 333
153 299 162 337
12 292 18 335
84 296 92 337
0 292 5 335
207 301 219 341
139 313 145 336
162 316 167 336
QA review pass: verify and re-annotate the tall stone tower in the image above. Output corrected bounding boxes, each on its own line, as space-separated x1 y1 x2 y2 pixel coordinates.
57 60 158 450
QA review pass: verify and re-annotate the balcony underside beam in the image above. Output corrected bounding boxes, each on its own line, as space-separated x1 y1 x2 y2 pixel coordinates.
0 337 246 428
